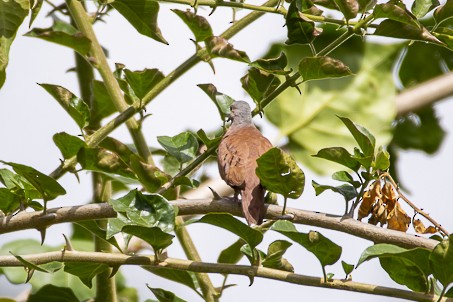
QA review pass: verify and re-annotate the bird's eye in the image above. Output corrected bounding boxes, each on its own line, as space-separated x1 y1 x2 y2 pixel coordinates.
229 106 233 111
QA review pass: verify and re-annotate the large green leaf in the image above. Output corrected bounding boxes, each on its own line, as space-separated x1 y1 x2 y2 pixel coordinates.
374 20 443 45
434 0 453 25
373 3 420 28
0 188 21 214
411 0 439 18
429 235 453 289
122 225 174 252
28 285 79 302
312 181 357 202
266 42 399 174
241 68 281 107
39 84 90 130
0 0 28 89
217 238 246 264
196 213 263 250
91 80 117 124
53 132 87 159
197 83 235 122
157 132 199 164
256 147 305 199
271 220 342 273
108 189 175 234
0 162 66 202
299 56 352 82
64 262 110 288
205 36 250 63
358 243 432 292
124 68 164 100
143 267 200 294
285 1 319 45
261 240 294 272
25 20 91 55
111 0 168 44
171 9 213 42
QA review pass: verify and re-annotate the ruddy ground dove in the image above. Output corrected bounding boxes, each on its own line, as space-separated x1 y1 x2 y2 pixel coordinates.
217 101 272 225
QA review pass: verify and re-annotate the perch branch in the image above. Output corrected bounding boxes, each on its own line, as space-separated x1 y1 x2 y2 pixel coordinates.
0 199 439 250
0 251 448 302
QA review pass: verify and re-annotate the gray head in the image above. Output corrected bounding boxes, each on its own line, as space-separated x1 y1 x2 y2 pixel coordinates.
228 101 253 126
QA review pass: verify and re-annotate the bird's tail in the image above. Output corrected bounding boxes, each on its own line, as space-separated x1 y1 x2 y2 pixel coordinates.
241 183 266 226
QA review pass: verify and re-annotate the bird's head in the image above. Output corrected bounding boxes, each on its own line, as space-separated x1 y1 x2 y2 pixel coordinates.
227 101 253 125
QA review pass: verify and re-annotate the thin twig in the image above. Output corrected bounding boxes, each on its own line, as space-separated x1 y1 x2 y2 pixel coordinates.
382 172 449 237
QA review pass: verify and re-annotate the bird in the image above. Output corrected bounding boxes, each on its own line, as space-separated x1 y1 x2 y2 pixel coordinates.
217 101 272 225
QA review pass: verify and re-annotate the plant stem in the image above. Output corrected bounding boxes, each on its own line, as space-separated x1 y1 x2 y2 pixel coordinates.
93 174 116 302
0 251 449 302
65 0 154 165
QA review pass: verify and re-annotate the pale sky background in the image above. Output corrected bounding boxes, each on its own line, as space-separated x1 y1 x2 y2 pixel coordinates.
1 2 453 301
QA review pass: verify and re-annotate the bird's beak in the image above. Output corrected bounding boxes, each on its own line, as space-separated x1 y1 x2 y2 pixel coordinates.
226 112 233 123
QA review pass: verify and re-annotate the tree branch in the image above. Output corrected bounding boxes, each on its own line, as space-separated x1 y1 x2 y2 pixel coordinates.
0 199 439 250
396 71 453 115
0 251 448 302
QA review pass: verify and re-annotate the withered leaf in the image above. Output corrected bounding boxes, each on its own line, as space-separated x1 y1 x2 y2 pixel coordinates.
413 219 437 234
358 181 382 220
382 182 397 213
387 202 411 232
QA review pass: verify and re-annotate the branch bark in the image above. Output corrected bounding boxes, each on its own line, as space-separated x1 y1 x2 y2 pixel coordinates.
0 251 449 302
0 199 439 250
396 71 453 115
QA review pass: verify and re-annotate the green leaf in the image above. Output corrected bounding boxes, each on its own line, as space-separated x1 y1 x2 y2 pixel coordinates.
217 239 246 264
392 107 445 154
124 68 164 100
331 171 360 188
358 244 432 292
374 20 443 45
196 129 222 148
313 147 361 171
373 3 420 28
77 147 137 179
24 20 91 55
266 40 398 174
98 137 136 165
111 0 168 44
262 240 294 272
256 147 305 199
271 220 342 270
109 189 175 233
157 132 199 164
338 116 375 157
91 80 117 124
341 260 354 275
9 251 49 273
373 147 390 171
299 56 352 82
53 132 87 159
411 0 439 18
197 83 235 122
39 84 90 129
129 154 170 192
285 1 320 45
28 285 79 302
0 188 21 214
0 0 28 89
434 0 453 25
429 235 453 288
433 27 453 50
333 0 359 20
205 36 250 63
196 213 263 250
0 162 66 202
147 286 187 302
312 181 357 202
64 262 110 288
171 9 213 42
143 267 199 294
241 68 281 107
122 225 174 251
75 220 122 252
249 52 291 75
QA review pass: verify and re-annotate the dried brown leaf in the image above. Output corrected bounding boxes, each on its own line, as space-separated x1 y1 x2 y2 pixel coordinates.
382 182 397 213
387 202 411 232
358 181 382 220
413 219 437 234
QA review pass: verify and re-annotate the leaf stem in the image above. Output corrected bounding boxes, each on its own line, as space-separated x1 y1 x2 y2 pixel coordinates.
381 172 449 237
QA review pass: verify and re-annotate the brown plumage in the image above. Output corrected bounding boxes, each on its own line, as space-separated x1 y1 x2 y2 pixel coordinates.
217 101 272 225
